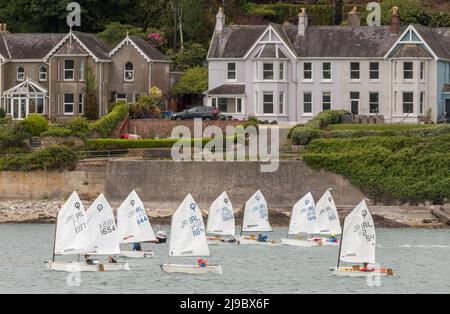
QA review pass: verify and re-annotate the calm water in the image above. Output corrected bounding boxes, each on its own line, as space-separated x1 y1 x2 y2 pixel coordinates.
0 224 449 294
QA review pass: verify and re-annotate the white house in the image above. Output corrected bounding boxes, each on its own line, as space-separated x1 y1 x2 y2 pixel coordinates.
205 7 450 124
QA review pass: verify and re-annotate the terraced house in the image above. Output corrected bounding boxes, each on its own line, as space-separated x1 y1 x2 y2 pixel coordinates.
206 7 450 123
0 26 171 121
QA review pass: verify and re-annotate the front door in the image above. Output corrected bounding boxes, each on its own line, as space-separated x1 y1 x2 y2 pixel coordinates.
351 100 359 115
12 98 27 119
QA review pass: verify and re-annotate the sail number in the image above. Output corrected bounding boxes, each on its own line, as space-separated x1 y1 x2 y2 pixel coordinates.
354 221 375 242
66 212 87 234
99 219 116 236
252 205 268 219
181 216 205 237
301 205 317 222
135 206 148 226
221 207 234 222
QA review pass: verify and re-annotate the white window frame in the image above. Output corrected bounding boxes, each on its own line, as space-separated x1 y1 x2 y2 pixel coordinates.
369 92 380 114
263 63 275 81
124 62 134 82
262 92 274 115
403 62 414 80
303 62 313 82
420 91 425 114
116 93 127 103
322 62 332 82
402 92 414 114
39 66 47 82
79 59 85 82
420 62 425 81
369 62 379 80
279 62 285 81
64 60 75 81
79 94 84 114
64 93 75 115
211 97 243 114
322 92 332 111
350 62 360 80
279 92 285 115
303 92 313 115
227 62 237 81
17 66 25 82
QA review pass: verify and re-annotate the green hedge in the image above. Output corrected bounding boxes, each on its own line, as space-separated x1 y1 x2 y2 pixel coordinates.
329 124 437 131
84 138 212 151
0 145 78 171
306 110 349 130
19 114 48 136
292 127 323 145
303 135 450 204
90 102 128 138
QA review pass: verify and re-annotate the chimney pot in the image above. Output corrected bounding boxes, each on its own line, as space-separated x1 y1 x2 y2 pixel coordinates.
298 8 308 36
390 6 400 35
347 7 361 27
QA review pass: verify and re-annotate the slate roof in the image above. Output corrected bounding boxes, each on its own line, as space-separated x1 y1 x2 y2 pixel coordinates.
390 44 434 59
443 84 450 93
73 31 111 60
129 36 171 62
207 84 245 95
208 24 450 60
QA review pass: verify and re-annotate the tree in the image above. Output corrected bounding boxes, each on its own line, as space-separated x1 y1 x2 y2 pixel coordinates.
97 22 146 47
173 67 208 96
168 43 208 72
84 64 98 121
380 0 423 25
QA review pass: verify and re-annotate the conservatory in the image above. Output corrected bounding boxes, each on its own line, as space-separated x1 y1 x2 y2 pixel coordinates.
2 79 47 120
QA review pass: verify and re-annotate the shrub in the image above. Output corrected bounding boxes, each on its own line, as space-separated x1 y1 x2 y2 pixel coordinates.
19 114 48 136
292 127 323 146
41 126 73 138
65 117 91 138
0 108 5 119
0 145 78 171
129 87 162 119
306 110 348 130
90 102 128 138
84 138 211 151
287 124 304 139
0 124 31 151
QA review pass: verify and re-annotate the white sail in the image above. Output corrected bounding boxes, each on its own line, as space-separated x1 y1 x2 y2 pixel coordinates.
289 193 318 235
55 191 93 255
242 190 272 233
207 192 235 236
316 191 342 235
340 201 376 264
86 194 121 255
169 194 210 257
117 191 156 244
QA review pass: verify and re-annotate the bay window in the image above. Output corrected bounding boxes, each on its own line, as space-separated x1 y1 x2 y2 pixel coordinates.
279 92 285 115
403 62 413 80
211 97 243 114
402 92 414 114
64 93 74 115
263 63 274 80
263 92 274 114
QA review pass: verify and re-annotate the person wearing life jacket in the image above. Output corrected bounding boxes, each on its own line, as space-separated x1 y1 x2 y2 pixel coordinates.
132 242 142 251
197 259 207 268
84 255 95 265
329 234 338 243
257 234 268 243
108 256 118 264
361 263 375 272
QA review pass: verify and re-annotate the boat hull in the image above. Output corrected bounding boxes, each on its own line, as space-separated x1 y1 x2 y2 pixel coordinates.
309 237 340 247
280 238 319 247
161 264 223 275
235 236 278 246
330 267 394 277
45 261 130 272
207 237 237 246
119 250 155 258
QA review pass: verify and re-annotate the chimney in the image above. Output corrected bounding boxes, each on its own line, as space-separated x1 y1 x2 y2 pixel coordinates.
298 8 308 36
215 7 225 32
347 7 361 27
390 6 400 35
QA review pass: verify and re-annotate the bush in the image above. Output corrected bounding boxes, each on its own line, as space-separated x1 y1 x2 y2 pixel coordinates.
90 102 128 138
41 126 73 138
19 114 48 136
306 110 348 130
292 127 323 146
0 145 78 171
0 124 31 151
65 117 91 138
0 108 5 119
84 138 211 151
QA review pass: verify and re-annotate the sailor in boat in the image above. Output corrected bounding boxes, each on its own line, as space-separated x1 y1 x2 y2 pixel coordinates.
108 256 118 264
360 263 376 272
132 242 143 251
329 234 338 244
257 234 269 243
197 259 207 268
84 255 95 265
156 230 168 244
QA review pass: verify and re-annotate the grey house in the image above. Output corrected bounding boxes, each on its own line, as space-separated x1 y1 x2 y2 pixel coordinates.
0 26 171 121
206 7 450 123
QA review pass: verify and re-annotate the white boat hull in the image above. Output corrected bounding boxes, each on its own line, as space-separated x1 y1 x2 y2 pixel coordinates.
161 264 223 275
330 267 394 277
119 250 155 258
207 237 237 246
235 236 278 246
281 238 319 247
45 261 130 272
309 237 340 247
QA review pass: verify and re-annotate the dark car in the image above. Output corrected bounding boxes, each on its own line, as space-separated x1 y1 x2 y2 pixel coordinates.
172 106 220 120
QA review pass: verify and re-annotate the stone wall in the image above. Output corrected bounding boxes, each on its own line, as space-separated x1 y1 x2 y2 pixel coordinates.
105 160 365 209
126 119 242 139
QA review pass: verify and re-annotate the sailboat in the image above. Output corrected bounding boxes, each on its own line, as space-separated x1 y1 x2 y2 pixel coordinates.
45 192 129 272
206 192 236 245
236 190 274 245
117 190 157 258
330 200 394 277
161 194 222 274
309 190 342 246
280 193 320 247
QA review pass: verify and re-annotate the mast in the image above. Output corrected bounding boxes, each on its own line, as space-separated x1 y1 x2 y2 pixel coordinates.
52 210 59 262
240 205 244 237
336 231 344 269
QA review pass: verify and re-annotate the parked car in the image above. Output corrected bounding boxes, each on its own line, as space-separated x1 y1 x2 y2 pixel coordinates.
172 106 220 120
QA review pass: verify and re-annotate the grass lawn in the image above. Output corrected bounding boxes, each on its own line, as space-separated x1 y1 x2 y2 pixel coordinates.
328 124 436 131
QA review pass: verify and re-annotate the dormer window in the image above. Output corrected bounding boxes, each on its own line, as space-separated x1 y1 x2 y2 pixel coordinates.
17 66 25 81
124 62 134 82
39 66 47 81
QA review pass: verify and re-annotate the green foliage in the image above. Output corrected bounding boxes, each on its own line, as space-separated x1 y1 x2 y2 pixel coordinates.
418 11 450 27
173 67 208 95
243 3 335 25
90 102 129 138
0 123 30 153
84 138 211 151
303 135 450 204
65 117 91 138
292 127 323 146
84 64 99 121
305 110 349 130
380 0 422 25
168 43 208 72
41 126 73 138
97 22 146 46
0 108 5 119
129 87 163 119
329 124 436 131
19 114 48 136
0 145 78 171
